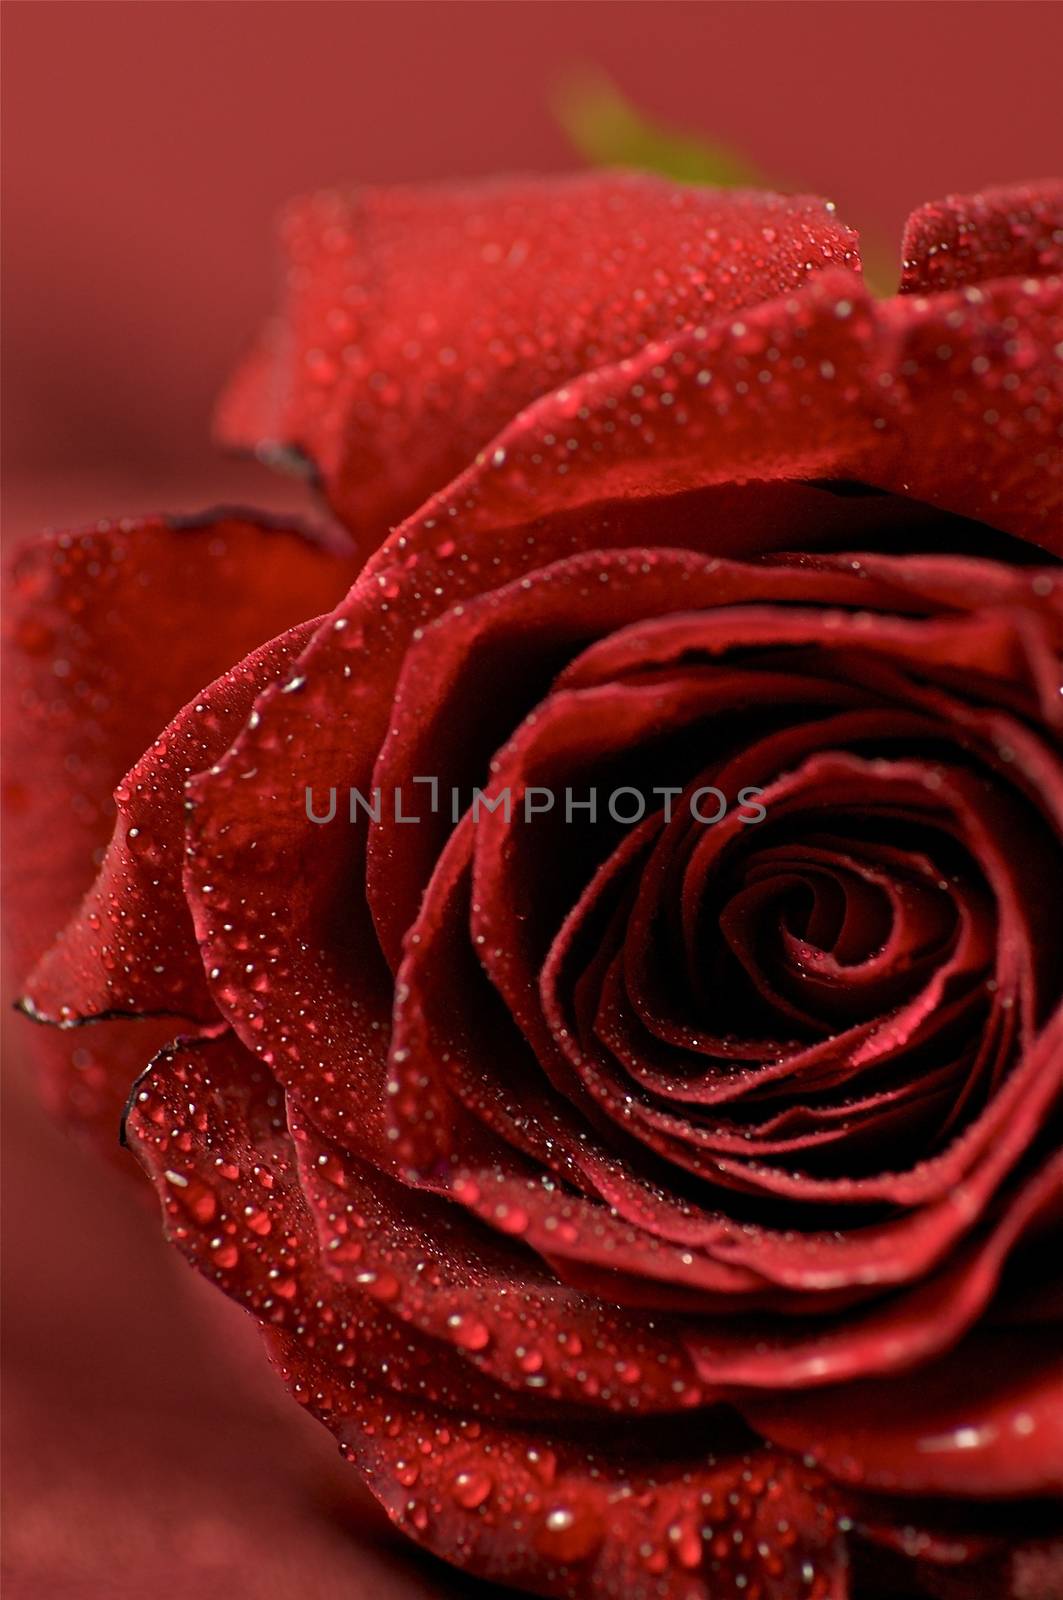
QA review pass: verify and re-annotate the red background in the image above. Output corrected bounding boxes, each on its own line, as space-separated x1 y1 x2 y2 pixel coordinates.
3 4 1062 1597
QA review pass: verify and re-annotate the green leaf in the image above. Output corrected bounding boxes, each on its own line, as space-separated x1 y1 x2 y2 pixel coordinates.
553 71 762 188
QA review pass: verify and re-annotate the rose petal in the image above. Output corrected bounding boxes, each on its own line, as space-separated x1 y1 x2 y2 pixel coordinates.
4 511 354 976
268 1327 849 1600
125 1029 552 1422
866 276 1063 550
901 183 1063 294
179 503 903 1158
22 619 319 1027
748 1328 1063 1498
5 511 357 1136
288 1098 711 1415
374 273 886 557
127 1027 849 1599
217 175 860 541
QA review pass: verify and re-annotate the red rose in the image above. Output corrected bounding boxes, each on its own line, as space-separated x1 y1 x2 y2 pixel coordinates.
6 176 1063 1600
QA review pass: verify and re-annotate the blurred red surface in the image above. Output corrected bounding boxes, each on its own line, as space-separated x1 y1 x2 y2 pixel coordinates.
3 4 1062 1597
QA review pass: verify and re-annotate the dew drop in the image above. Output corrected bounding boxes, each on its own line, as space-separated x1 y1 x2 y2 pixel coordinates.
447 1313 491 1351
451 1469 493 1509
537 1503 604 1562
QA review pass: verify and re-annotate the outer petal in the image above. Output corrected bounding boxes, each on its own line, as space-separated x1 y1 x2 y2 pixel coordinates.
287 1097 711 1415
216 174 860 540
347 269 1059 560
275 1330 850 1600
124 1031 550 1422
901 182 1063 294
863 276 1063 550
363 272 888 556
127 1029 850 1600
22 619 321 1028
4 510 357 1136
